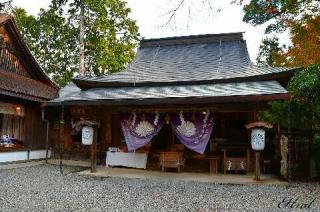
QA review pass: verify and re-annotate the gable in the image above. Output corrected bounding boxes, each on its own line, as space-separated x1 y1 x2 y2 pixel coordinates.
0 15 57 89
0 25 30 78
0 15 58 102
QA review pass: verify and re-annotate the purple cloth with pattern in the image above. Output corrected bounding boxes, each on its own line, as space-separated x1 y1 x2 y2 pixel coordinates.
120 113 164 151
171 112 214 154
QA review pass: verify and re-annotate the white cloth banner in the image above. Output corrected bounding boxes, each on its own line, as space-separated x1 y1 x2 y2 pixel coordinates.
106 152 148 169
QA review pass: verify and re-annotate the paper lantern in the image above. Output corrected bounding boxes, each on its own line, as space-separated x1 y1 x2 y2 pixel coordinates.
251 128 265 151
82 126 93 145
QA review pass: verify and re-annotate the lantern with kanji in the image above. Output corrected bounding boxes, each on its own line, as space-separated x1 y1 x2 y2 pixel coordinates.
251 128 265 151
82 126 93 145
246 121 273 181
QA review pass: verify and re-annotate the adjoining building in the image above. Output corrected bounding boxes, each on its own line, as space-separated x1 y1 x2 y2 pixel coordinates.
0 15 58 163
47 33 309 179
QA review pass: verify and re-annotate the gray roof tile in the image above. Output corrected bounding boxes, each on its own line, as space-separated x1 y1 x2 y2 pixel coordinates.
74 33 292 87
49 80 288 105
49 33 293 105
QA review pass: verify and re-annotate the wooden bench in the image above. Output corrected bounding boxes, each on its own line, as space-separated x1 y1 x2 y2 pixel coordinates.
159 151 185 172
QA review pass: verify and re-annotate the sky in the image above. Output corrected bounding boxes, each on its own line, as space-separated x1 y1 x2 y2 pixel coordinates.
11 0 284 63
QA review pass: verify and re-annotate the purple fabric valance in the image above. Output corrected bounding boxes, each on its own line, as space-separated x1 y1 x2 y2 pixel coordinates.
120 112 164 151
171 111 214 154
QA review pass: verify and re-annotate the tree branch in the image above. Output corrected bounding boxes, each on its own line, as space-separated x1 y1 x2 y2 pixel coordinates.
164 0 185 26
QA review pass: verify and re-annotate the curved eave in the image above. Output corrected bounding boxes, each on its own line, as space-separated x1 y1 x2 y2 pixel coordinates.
73 68 296 89
46 93 291 107
46 80 291 106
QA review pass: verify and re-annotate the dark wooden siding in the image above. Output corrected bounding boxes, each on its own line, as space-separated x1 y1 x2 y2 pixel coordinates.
23 104 46 149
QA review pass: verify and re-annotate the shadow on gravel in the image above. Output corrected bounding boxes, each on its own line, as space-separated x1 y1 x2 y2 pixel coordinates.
46 164 88 175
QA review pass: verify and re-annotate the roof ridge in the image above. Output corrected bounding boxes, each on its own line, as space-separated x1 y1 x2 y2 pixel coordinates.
140 32 244 48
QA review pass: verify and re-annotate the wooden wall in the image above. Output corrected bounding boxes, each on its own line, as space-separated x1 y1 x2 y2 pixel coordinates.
23 104 47 149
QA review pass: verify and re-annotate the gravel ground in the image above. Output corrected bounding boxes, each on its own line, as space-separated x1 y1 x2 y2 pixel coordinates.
0 165 319 212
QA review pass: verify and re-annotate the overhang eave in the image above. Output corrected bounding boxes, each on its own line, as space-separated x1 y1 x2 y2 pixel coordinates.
45 93 291 107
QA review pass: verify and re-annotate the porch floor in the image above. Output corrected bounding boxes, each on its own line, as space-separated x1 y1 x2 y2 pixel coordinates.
79 166 287 185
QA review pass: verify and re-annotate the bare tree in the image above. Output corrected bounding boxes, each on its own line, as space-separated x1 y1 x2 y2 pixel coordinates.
162 0 218 27
162 0 244 27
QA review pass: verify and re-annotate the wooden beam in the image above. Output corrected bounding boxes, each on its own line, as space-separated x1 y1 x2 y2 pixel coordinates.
69 103 258 113
48 102 275 116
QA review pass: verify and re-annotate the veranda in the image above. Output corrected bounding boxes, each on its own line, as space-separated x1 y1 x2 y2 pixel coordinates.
47 100 287 179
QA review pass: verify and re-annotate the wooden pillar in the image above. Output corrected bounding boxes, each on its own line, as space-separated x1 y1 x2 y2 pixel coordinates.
91 124 98 173
102 113 112 149
254 151 260 181
98 113 112 165
287 102 292 186
64 118 72 151
111 114 121 146
59 106 65 174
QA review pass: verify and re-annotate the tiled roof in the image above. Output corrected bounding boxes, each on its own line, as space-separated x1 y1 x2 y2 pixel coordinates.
48 33 293 105
48 80 288 105
73 33 293 88
0 71 58 102
0 15 58 102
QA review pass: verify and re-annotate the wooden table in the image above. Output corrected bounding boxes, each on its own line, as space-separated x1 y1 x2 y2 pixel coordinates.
207 156 219 174
106 151 148 169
